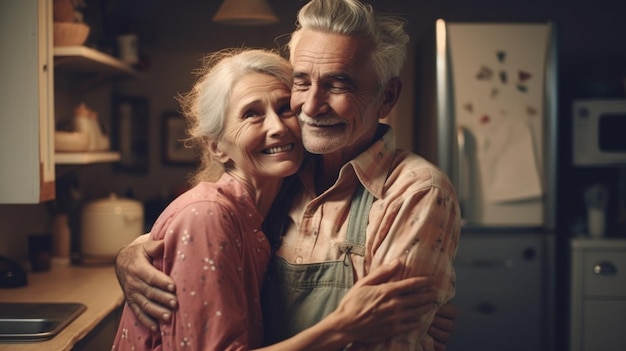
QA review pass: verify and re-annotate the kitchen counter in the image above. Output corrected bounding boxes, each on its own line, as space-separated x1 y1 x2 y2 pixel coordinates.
0 261 124 351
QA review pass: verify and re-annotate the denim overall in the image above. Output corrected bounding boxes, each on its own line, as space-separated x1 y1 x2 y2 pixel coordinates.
263 183 374 344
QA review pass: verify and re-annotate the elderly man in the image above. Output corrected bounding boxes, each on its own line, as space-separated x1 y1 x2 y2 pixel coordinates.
116 0 460 349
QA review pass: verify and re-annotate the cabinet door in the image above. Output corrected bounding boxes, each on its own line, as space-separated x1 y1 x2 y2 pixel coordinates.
581 300 626 351
0 0 55 203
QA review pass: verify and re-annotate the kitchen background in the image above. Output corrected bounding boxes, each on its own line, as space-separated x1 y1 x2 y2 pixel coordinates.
1 0 625 350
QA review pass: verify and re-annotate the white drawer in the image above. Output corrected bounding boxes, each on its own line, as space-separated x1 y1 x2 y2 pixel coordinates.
582 250 626 296
582 300 626 351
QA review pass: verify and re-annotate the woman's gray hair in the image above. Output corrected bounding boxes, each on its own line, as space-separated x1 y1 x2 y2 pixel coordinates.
178 48 293 183
288 0 409 87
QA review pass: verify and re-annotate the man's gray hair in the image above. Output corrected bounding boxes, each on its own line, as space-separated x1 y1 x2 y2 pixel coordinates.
288 0 409 87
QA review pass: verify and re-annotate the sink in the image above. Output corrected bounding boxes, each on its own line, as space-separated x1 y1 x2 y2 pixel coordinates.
0 302 86 342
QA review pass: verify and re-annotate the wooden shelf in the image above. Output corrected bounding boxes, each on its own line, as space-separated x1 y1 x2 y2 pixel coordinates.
55 151 121 165
53 46 136 76
53 47 130 166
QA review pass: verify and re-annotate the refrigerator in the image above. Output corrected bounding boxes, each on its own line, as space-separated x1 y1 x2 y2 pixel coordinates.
416 20 558 351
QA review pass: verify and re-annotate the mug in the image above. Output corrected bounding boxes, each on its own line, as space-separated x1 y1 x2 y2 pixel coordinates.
28 234 52 272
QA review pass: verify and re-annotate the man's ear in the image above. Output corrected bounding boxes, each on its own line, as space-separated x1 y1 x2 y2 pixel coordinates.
209 141 230 164
378 77 402 119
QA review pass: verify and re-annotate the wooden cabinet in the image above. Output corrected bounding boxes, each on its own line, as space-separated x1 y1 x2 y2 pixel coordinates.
570 238 626 351
0 0 55 203
0 0 135 204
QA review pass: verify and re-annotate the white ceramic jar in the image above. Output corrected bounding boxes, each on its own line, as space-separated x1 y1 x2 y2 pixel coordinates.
80 194 143 263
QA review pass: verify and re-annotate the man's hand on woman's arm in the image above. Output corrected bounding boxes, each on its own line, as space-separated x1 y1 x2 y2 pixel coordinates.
115 233 177 331
429 302 458 351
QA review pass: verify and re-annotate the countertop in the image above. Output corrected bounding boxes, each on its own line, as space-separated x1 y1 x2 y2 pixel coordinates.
0 261 124 351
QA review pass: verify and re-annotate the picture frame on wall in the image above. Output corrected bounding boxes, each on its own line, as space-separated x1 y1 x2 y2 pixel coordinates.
111 95 149 173
162 111 197 166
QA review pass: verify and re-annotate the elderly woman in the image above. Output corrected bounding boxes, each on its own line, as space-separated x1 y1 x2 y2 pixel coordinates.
112 48 436 351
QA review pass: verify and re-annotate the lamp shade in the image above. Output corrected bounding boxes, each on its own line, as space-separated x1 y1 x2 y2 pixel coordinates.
213 0 279 26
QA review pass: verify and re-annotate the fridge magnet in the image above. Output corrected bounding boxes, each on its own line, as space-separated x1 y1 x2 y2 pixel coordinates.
526 105 537 116
162 112 198 166
463 102 473 113
476 65 493 81
499 71 507 84
518 70 532 82
480 114 491 125
491 88 499 98
516 84 528 93
496 51 506 63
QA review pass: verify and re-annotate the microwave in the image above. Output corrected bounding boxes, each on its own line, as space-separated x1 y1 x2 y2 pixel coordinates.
573 99 626 166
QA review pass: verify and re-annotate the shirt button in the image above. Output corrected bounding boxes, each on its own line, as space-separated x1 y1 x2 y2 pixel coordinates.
295 256 303 263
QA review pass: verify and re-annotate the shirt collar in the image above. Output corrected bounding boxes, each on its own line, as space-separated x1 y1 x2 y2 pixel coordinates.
349 124 395 199
299 124 396 199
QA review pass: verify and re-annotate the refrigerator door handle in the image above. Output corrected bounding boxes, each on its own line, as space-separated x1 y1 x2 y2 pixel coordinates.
457 126 470 216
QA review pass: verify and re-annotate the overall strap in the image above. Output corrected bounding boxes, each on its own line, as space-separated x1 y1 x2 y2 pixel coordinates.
339 182 374 256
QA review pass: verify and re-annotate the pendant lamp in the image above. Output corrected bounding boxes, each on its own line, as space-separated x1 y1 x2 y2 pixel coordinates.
213 0 279 26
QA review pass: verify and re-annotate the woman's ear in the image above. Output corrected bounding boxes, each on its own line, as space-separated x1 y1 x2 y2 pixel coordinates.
209 141 230 164
378 77 402 119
